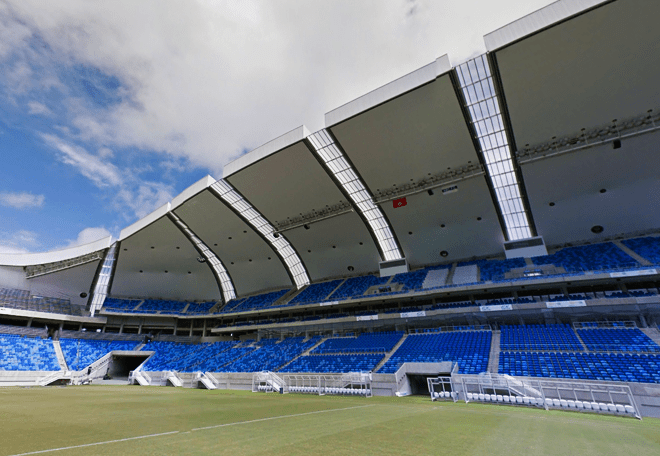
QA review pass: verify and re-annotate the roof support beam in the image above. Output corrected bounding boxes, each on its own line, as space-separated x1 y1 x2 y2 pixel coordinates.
167 211 236 303
209 179 310 289
306 129 404 262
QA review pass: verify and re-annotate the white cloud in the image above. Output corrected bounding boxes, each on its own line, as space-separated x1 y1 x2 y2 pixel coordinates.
27 100 51 116
66 226 112 247
41 133 123 188
0 229 39 253
0 191 45 209
1 0 556 174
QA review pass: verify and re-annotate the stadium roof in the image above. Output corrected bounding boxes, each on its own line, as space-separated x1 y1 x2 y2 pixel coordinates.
2 0 658 302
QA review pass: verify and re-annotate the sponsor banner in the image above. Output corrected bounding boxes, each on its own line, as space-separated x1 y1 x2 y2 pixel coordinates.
319 301 339 307
545 300 587 308
479 304 513 312
610 269 657 278
400 311 426 318
356 315 379 321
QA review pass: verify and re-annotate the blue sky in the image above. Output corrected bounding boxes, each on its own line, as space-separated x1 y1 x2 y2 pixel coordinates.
0 0 554 254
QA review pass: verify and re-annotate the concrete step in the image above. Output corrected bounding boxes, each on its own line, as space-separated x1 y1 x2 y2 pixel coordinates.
374 333 408 373
487 331 501 373
422 269 449 289
640 327 660 347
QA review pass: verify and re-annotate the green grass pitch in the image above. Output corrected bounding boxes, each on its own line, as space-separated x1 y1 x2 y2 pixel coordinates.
0 386 659 456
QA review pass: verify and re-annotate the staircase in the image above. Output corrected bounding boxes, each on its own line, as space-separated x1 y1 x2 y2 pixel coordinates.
51 340 68 370
197 372 218 390
640 327 660 346
165 371 183 387
276 337 327 371
613 240 652 266
487 331 501 373
373 333 408 372
422 269 449 289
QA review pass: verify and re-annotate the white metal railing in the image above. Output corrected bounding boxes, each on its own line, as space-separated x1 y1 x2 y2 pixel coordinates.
433 372 642 419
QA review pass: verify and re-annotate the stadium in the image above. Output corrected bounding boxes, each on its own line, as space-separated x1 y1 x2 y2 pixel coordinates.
1 0 660 454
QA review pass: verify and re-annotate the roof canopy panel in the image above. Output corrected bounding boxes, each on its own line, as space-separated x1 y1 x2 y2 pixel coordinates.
328 74 480 193
173 189 292 296
494 0 660 148
521 131 660 247
380 176 504 266
284 211 381 281
226 141 347 224
112 216 221 301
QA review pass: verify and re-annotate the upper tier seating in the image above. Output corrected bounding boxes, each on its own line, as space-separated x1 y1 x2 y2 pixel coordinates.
379 331 491 374
328 275 390 301
219 337 321 372
532 243 637 273
576 328 660 353
59 338 140 370
220 289 290 313
185 301 216 314
499 352 660 383
622 236 660 264
0 287 82 316
477 258 528 282
0 334 60 371
138 300 188 315
500 324 584 351
279 354 384 373
103 298 142 312
314 332 404 354
289 280 344 305
142 341 244 371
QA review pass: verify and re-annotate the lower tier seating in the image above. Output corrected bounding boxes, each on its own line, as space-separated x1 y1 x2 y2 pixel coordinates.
279 354 384 373
60 338 140 371
314 331 404 354
576 328 660 353
218 337 322 372
378 331 491 374
499 352 660 383
500 324 584 351
0 334 60 371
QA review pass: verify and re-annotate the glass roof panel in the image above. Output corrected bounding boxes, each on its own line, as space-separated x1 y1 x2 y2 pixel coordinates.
308 129 403 262
457 54 533 241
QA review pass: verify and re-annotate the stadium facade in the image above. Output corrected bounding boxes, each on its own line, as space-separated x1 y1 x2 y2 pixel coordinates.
1 0 660 417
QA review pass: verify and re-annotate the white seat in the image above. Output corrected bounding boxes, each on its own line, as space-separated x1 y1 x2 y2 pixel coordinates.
544 398 553 407
503 396 510 403
552 399 561 407
467 393 474 401
607 404 617 413
615 404 625 413
575 401 584 409
478 393 485 401
591 402 600 410
559 399 568 408
582 401 591 410
522 397 530 405
567 400 575 408
624 405 635 414
599 403 609 411
516 396 523 404
484 394 491 401
496 395 503 402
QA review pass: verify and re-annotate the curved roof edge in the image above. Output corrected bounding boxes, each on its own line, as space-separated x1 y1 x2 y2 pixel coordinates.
324 54 451 128
0 236 112 267
223 126 311 178
119 202 171 241
484 0 608 52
